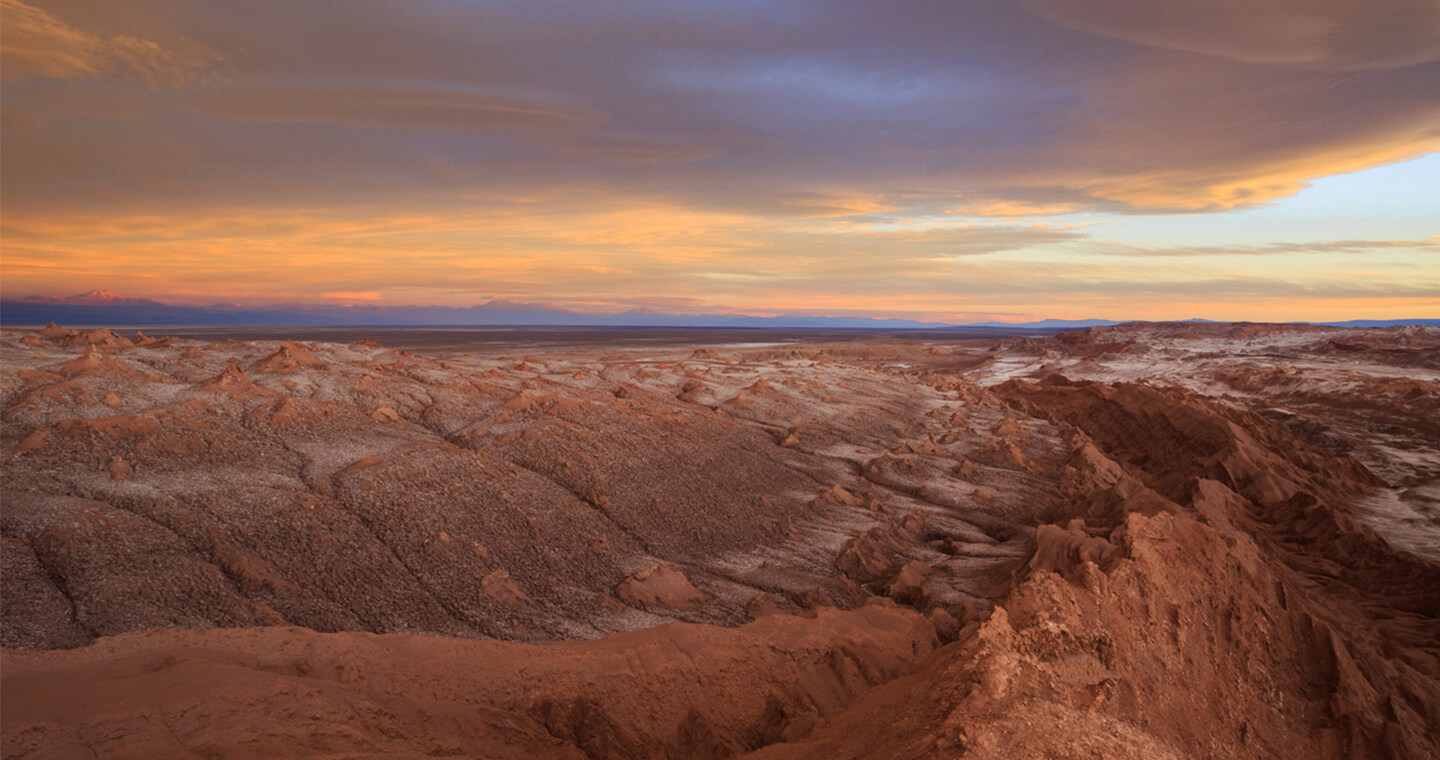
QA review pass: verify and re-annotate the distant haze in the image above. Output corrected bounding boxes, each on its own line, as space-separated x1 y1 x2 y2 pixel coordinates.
2 291 1434 330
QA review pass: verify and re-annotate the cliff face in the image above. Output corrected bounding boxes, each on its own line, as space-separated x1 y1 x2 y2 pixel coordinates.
3 324 1437 759
757 375 1439 759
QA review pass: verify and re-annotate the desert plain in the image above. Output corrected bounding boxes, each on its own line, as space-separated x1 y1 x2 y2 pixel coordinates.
1 321 1438 759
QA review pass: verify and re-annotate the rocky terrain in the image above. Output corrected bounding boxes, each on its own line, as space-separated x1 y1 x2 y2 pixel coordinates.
2 322 1437 759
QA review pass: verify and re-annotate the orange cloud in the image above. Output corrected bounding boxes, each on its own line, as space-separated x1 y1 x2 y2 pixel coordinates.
951 200 1085 218
3 196 1433 324
1 1 1436 324
0 0 218 85
1077 121 1440 212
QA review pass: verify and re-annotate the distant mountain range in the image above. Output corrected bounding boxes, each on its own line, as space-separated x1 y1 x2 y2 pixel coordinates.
970 318 1124 329
19 288 147 306
1 291 961 330
1 291 1436 330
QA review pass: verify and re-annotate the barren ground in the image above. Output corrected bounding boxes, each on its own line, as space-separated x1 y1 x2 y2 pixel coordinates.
2 322 1437 759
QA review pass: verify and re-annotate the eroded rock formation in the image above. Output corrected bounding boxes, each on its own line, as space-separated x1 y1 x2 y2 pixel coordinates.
2 323 1437 759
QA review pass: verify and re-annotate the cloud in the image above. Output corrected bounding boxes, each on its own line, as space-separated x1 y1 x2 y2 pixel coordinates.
1021 0 1440 70
0 204 1091 306
180 85 600 132
4 0 1437 218
1 0 1436 321
4 202 1434 321
0 0 217 85
1091 238 1440 258
950 200 1086 218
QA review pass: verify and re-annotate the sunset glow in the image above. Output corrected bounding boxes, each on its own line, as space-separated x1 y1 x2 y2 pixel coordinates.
2 0 1436 323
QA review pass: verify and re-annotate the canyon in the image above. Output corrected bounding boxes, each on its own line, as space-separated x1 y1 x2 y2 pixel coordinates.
2 322 1437 759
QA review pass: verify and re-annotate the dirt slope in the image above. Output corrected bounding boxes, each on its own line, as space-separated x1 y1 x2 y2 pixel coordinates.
2 326 1052 648
3 603 934 759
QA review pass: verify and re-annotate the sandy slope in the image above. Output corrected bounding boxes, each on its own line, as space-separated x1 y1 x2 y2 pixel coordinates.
3 602 933 759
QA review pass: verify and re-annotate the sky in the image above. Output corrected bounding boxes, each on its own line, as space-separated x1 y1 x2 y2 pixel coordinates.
1 0 1437 323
